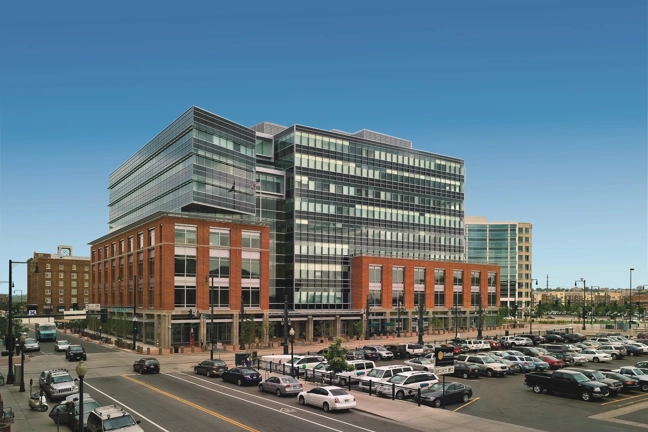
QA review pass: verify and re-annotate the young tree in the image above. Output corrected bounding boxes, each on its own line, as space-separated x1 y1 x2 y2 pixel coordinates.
241 317 258 348
323 337 355 374
353 321 363 340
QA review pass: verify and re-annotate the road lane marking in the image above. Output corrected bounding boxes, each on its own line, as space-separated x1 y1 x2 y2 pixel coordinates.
453 397 480 412
171 372 381 432
122 375 259 432
83 381 171 432
601 393 648 406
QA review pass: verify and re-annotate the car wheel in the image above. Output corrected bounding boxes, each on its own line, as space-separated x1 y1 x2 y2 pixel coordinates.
581 391 592 401
630 352 635 357
640 383 648 392
194 368 199 374
462 372 469 379
323 402 330 412
396 390 405 400
276 388 282 397
237 379 243 386
462 393 470 403
433 398 442 408
594 357 600 363
299 396 306 405
486 369 494 377
206 371 211 377
532 385 543 394
612 354 618 359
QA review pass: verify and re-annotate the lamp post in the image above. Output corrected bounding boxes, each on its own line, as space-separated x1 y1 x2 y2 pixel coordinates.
396 296 402 338
132 275 137 351
630 268 635 330
283 295 289 355
574 278 586 331
19 333 26 392
365 293 371 341
289 327 295 377
590 286 600 327
454 290 459 339
7 259 38 385
206 273 216 360
239 303 246 351
417 291 426 345
76 361 87 432
529 279 538 334
99 326 102 344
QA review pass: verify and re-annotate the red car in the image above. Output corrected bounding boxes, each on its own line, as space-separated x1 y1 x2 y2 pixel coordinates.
487 339 502 350
441 343 462 355
538 355 565 370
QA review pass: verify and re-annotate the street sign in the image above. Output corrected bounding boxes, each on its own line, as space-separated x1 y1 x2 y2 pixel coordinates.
433 366 455 375
28 310 36 316
85 304 101 311
434 346 455 366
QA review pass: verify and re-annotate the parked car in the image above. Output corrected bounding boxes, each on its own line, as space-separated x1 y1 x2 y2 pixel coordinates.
455 354 508 377
334 360 376 386
258 375 302 396
54 340 70 352
597 345 626 360
635 361 648 373
544 334 565 343
86 405 143 432
65 345 87 361
363 350 380 361
599 371 640 393
415 381 473 407
404 357 435 371
517 334 546 346
504 355 535 373
516 347 543 357
221 367 262 386
49 394 102 431
298 386 356 412
384 344 409 359
194 359 228 377
375 371 439 400
23 338 40 352
487 339 502 350
524 369 610 401
626 342 648 354
579 349 613 363
284 355 326 376
356 365 414 392
610 367 648 392
362 345 394 360
525 356 549 371
565 368 623 396
132 358 160 374
450 362 481 379
538 355 565 370
39 369 78 400
624 345 643 357
346 350 366 361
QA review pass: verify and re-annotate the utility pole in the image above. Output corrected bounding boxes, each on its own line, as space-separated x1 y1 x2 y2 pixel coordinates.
283 295 289 355
417 292 426 345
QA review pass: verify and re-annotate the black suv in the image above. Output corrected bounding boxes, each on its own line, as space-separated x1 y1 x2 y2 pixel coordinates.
384 344 408 359
65 345 87 361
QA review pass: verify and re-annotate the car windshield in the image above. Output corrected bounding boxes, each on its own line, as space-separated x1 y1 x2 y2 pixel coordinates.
26 339 37 344
104 415 137 431
212 360 226 366
481 357 495 364
329 389 349 396
418 358 433 364
375 346 387 351
145 360 159 365
70 346 83 351
239 368 257 374
426 382 445 392
367 369 385 378
58 341 69 345
281 376 298 383
631 368 645 375
410 344 423 349
591 371 606 380
573 373 590 383
53 375 73 384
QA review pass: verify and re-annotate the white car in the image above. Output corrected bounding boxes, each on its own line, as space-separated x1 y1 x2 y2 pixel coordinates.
54 340 70 352
404 357 435 371
579 349 613 363
375 371 439 400
297 386 356 412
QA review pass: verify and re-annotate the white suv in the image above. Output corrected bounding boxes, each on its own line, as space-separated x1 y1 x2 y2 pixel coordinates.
362 345 394 360
375 371 439 400
357 365 414 392
87 405 143 432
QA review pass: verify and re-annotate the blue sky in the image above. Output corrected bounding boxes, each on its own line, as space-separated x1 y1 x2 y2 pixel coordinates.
1 0 646 294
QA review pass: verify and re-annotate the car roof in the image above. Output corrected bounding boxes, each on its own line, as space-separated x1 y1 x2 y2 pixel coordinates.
91 405 132 419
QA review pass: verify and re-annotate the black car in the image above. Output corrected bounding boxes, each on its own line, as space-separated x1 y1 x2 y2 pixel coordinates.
544 334 565 343
566 368 623 396
346 350 365 361
450 362 481 379
65 345 87 361
133 358 160 374
194 359 228 377
363 350 380 361
415 382 473 408
222 367 262 386
599 371 640 393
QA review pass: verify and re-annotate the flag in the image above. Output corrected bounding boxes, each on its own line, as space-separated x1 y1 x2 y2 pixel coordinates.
250 181 260 189
228 183 235 193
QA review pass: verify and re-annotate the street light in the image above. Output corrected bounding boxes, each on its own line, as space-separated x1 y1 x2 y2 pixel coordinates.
454 289 459 339
19 333 26 392
289 328 295 377
76 361 87 432
396 295 402 338
417 291 426 345
630 268 635 330
590 285 601 326
205 273 216 360
530 279 538 334
283 295 289 355
365 293 371 341
239 302 246 351
574 278 586 331
7 259 38 385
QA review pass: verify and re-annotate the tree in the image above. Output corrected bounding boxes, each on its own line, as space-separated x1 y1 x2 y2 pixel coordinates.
323 337 355 374
260 316 275 344
241 317 259 348
353 321 363 340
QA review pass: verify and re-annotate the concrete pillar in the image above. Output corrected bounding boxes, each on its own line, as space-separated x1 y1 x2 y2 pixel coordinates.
306 316 314 342
334 316 341 337
233 312 241 349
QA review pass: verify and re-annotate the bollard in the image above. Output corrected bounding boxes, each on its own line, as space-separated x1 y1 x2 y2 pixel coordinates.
146 348 150 355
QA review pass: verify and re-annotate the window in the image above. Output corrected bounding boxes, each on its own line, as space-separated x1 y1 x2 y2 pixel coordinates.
209 256 230 278
46 264 51 269
59 264 64 270
242 231 261 248
241 287 260 307
45 272 51 278
71 281 77 287
241 257 260 279
487 272 497 306
84 289 89 295
392 267 404 284
72 265 76 270
369 266 382 284
45 281 51 286
175 225 197 244
392 289 403 307
45 298 51 304
210 228 230 247
84 273 88 279
71 289 77 295
525 228 529 234
434 269 445 307
84 265 89 271
518 227 523 234
84 282 89 287
174 253 197 277
59 281 64 287
45 289 51 295
72 273 77 279
148 228 155 246
518 246 523 252
453 270 463 306
174 284 196 307
148 253 155 278
208 285 229 307
59 298 64 304
59 289 64 295
128 236 133 252
119 240 124 254
414 268 425 285
138 232 144 249
368 290 381 307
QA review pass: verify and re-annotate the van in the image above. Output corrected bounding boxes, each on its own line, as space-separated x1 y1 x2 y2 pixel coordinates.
335 360 376 385
356 364 414 391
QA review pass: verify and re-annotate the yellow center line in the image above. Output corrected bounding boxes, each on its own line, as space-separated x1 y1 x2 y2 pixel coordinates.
454 397 480 412
601 393 648 406
122 375 259 432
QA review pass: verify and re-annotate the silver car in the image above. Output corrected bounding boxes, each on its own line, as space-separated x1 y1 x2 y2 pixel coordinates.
23 338 40 352
258 375 303 396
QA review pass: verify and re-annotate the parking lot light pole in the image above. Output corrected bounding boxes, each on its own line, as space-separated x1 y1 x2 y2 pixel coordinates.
630 268 634 330
530 278 538 334
417 292 426 345
575 278 586 331
289 328 295 377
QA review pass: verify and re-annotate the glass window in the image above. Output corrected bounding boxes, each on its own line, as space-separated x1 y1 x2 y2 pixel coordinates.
241 287 260 307
392 267 404 284
174 285 196 307
174 254 197 277
148 228 155 246
210 228 230 247
242 231 261 249
241 258 260 279
369 266 382 283
209 256 230 278
175 225 197 244
209 286 230 307
414 268 425 285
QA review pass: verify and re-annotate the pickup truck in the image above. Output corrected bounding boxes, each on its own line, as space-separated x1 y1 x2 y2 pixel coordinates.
524 369 610 401
611 367 648 392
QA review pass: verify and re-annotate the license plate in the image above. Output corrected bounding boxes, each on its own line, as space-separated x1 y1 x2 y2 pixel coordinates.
292 385 300 389
344 398 349 402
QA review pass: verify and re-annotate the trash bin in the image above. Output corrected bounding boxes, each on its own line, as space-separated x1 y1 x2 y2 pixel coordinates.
13 364 22 387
